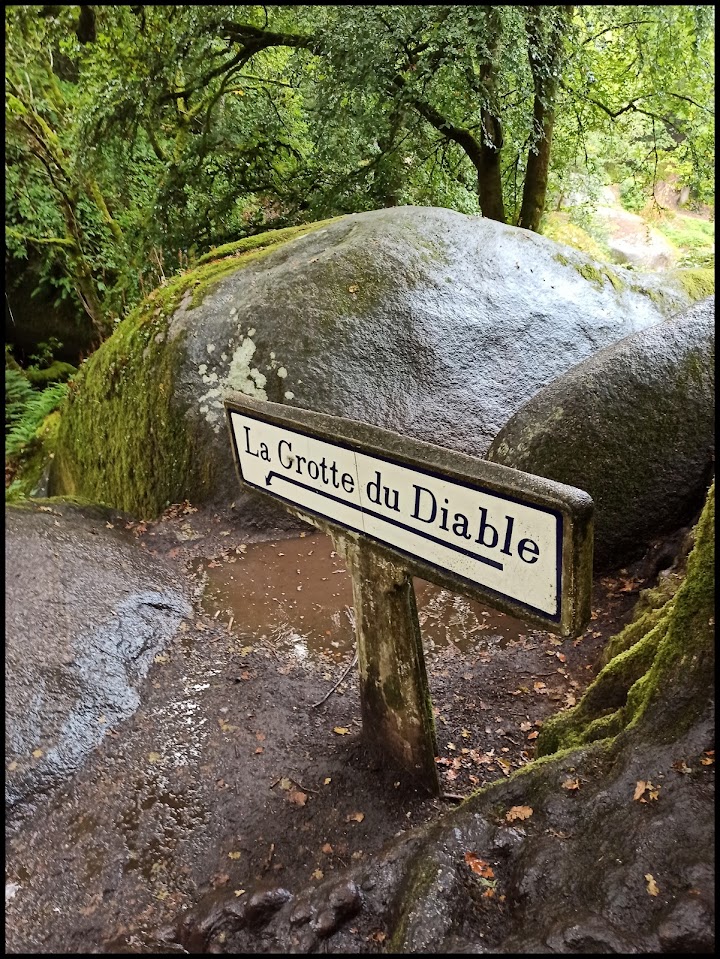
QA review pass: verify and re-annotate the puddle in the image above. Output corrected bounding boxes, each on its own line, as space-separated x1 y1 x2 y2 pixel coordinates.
196 533 543 661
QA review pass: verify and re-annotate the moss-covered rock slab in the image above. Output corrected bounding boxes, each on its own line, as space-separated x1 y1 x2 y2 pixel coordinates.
50 207 710 520
487 296 715 571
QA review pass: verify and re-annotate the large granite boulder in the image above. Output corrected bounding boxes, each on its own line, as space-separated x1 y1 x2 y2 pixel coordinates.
49 206 711 521
5 501 192 811
487 297 715 571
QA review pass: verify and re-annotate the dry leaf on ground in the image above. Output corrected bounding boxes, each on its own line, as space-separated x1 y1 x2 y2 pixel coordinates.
645 873 659 896
505 805 533 822
464 852 494 878
333 727 350 735
346 812 365 823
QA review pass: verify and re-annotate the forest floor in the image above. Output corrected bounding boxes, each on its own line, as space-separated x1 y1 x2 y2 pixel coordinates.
5 502 671 954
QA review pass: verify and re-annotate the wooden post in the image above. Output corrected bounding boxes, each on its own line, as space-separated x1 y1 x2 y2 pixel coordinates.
341 536 440 794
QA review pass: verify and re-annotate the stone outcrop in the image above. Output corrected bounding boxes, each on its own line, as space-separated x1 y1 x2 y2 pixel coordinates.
487 296 715 570
49 207 710 522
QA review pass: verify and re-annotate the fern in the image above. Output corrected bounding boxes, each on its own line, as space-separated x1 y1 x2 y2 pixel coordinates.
5 380 68 457
5 367 35 431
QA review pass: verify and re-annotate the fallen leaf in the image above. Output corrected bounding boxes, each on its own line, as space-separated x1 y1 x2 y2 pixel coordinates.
32 748 43 759
228 851 241 860
633 780 647 801
461 729 471 738
255 732 266 742
564 692 577 707
464 852 494 878
497 758 511 776
105 522 114 529
346 812 365 823
147 751 162 764
369 931 386 943
447 742 457 751
322 843 333 854
672 759 692 774
562 777 580 791
533 681 547 691
278 777 292 791
505 805 533 822
212 873 230 887
348 284 359 293
254 747 264 755
312 869 324 880
288 790 307 806
333 727 350 735
234 889 246 898
527 731 539 741
323 777 332 785
482 888 495 898
645 873 659 896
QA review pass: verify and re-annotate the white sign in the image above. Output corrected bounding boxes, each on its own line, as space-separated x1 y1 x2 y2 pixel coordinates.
228 410 564 622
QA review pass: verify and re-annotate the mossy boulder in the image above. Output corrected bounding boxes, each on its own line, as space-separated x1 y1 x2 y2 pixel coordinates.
487 296 715 571
49 207 711 520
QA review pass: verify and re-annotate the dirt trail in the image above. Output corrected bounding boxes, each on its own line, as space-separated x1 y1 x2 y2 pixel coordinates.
4 502 656 953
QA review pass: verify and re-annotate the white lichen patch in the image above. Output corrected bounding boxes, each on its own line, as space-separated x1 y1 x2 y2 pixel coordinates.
221 353 227 362
207 343 216 354
248 328 256 337
277 367 288 379
221 336 268 401
284 391 295 400
202 372 219 384
198 363 208 376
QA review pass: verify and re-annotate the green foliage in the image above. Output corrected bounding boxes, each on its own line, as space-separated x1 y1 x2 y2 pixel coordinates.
5 373 68 458
4 4 715 364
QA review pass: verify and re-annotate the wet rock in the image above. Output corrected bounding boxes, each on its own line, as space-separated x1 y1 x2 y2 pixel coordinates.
51 206 704 522
487 296 715 570
656 894 715 953
309 879 363 936
288 897 315 926
243 886 293 927
176 891 247 952
5 501 192 812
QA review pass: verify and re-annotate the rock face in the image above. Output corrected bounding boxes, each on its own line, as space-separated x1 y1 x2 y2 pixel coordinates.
5 501 192 811
487 296 715 571
50 206 708 521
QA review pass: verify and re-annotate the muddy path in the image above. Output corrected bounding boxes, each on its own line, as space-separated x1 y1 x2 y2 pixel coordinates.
5 503 651 953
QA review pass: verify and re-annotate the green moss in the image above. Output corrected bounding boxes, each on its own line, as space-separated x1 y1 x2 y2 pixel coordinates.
5 410 61 503
536 483 714 756
25 361 77 387
49 217 345 517
576 263 605 287
195 218 343 266
388 854 440 952
668 267 715 302
50 298 200 517
542 213 610 261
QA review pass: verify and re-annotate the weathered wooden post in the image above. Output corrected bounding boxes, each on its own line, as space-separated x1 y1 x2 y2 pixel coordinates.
224 393 593 796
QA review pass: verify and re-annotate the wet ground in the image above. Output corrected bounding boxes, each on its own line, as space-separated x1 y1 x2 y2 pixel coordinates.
5 503 653 953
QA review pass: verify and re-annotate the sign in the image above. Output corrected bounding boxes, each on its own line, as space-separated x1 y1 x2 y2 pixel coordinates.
225 392 593 794
225 394 593 636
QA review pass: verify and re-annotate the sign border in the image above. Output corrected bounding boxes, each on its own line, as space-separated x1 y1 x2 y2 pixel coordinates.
224 393 593 637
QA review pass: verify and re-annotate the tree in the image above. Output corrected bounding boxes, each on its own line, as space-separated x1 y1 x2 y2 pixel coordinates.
5 4 714 351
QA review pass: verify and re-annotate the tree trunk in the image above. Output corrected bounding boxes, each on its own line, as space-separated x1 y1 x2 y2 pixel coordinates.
518 6 572 232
